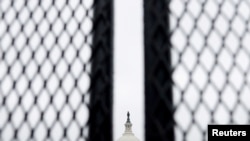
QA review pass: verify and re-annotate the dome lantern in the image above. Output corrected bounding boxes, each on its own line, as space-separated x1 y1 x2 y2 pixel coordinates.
117 112 140 141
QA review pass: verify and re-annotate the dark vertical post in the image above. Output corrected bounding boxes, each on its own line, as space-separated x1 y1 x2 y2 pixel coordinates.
144 0 174 140
89 0 113 141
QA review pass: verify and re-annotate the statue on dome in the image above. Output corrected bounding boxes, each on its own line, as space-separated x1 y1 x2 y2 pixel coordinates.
117 112 140 141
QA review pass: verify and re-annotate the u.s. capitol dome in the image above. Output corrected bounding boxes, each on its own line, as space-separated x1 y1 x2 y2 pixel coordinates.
117 112 140 141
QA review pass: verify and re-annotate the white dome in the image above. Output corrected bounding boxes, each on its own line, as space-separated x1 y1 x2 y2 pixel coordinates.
117 112 140 141
117 135 140 141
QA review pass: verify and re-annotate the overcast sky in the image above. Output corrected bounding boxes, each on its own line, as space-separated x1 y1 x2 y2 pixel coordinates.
114 0 144 140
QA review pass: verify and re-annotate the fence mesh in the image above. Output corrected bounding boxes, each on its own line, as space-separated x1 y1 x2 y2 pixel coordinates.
145 0 250 141
0 0 113 141
2 0 250 140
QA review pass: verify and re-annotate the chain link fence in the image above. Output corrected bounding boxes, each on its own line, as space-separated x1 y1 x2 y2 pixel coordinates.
0 0 113 141
2 0 250 141
145 0 250 141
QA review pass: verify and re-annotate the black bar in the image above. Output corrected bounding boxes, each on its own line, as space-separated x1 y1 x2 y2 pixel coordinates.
89 0 113 141
144 0 174 141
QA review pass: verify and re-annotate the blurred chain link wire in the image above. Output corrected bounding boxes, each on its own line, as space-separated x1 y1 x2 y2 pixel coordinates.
144 0 250 141
1 0 250 141
0 0 98 140
170 0 250 141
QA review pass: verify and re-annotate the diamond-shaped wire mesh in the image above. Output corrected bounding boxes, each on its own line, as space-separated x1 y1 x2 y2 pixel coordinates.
171 0 250 140
144 0 250 141
0 0 113 141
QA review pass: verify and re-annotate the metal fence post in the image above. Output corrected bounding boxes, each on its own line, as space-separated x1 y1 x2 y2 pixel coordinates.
89 0 113 141
144 0 174 140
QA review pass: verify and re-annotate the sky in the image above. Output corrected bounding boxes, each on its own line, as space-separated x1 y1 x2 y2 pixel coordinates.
114 0 144 140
